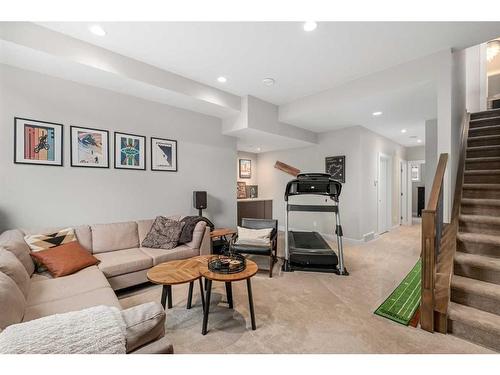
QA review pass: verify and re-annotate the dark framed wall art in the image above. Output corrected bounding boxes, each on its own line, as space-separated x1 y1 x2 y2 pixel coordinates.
114 132 146 170
239 159 251 179
70 126 109 168
151 137 178 172
14 117 64 166
325 155 346 183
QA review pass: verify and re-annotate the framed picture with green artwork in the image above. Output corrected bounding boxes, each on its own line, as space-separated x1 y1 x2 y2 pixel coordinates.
14 117 64 167
114 132 146 170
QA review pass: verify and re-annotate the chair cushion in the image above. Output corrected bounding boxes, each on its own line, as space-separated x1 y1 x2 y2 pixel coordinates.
141 245 198 265
0 248 30 298
235 226 273 246
95 248 153 277
120 302 165 353
27 265 110 306
30 242 99 278
0 229 35 275
232 243 272 255
91 221 139 254
141 217 183 250
22 287 121 322
0 272 26 330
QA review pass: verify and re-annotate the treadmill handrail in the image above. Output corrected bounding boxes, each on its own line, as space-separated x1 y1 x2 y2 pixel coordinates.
287 204 338 213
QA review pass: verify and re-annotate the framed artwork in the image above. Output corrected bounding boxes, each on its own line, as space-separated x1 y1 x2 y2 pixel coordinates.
14 117 63 166
151 137 178 172
114 132 146 170
70 126 109 168
239 159 252 179
237 181 247 199
325 155 346 183
246 185 258 198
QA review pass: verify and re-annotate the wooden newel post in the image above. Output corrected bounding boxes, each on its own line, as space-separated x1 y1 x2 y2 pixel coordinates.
421 209 436 332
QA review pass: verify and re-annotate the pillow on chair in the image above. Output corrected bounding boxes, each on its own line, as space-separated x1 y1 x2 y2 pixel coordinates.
235 226 273 247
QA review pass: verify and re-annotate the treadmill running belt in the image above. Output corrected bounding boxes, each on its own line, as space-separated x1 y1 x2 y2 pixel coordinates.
288 231 338 268
290 231 331 250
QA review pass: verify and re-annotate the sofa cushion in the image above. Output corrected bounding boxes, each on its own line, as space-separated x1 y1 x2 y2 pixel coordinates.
0 229 35 275
184 221 208 249
120 302 165 353
141 245 199 266
22 287 121 322
27 265 110 306
0 248 30 298
141 217 183 250
137 219 155 244
95 248 153 277
0 272 26 330
30 242 99 278
91 222 139 254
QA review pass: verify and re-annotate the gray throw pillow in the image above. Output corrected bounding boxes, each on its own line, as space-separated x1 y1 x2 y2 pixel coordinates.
141 216 183 249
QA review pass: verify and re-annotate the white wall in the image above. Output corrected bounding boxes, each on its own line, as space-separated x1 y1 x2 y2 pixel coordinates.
406 146 425 161
425 119 438 205
237 151 258 186
489 74 500 97
0 64 237 232
256 126 405 241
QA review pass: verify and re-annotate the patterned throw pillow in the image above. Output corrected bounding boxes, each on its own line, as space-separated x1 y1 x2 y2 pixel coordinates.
24 228 77 271
141 216 183 250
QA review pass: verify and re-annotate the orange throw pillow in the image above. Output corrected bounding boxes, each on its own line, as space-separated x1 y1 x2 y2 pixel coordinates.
30 242 99 278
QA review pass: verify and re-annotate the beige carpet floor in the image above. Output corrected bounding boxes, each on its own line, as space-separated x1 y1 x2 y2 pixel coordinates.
118 225 493 354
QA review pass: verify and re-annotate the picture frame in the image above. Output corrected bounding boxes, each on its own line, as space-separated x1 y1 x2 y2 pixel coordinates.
325 155 346 183
114 132 146 170
237 181 247 199
246 185 258 198
239 159 251 179
14 117 64 166
70 126 109 168
151 137 178 172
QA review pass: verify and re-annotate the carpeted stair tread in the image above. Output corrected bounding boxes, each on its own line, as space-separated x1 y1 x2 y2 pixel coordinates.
466 156 500 163
467 145 500 151
463 183 500 190
462 198 500 206
448 302 500 336
468 134 500 141
469 124 500 133
459 214 500 226
454 252 500 271
452 275 500 301
471 109 500 120
464 170 500 175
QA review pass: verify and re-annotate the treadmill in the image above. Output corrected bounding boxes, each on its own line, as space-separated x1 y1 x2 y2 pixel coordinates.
283 173 348 275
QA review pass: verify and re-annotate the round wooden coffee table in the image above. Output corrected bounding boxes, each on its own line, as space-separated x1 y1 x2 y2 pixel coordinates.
147 257 209 310
198 259 258 335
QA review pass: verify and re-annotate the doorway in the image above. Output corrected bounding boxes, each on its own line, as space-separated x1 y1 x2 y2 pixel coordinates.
377 153 392 234
400 160 409 225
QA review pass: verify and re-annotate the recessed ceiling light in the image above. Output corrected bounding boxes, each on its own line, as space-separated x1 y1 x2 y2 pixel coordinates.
303 21 317 32
217 76 227 83
257 147 261 152
401 129 407 133
262 78 275 86
89 24 106 37
372 111 383 116
417 139 422 143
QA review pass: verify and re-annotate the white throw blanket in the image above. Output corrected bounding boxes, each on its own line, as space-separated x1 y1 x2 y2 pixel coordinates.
0 305 126 354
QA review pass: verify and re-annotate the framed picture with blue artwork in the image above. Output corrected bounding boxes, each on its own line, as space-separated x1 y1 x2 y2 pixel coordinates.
114 131 146 170
70 125 109 168
151 137 178 172
14 117 64 166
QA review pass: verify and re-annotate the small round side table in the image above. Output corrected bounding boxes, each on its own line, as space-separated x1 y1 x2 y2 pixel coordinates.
198 259 258 335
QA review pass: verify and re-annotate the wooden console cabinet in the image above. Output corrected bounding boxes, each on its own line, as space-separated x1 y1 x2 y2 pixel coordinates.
237 199 273 226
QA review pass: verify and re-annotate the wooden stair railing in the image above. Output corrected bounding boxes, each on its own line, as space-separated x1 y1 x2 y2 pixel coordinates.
420 111 470 333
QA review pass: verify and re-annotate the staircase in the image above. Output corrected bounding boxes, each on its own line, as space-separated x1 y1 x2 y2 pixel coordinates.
448 108 500 351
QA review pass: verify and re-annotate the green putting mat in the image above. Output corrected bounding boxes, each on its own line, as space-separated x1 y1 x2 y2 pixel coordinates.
374 259 421 325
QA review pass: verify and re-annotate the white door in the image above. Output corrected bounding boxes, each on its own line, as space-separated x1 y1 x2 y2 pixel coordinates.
400 161 408 225
378 155 390 234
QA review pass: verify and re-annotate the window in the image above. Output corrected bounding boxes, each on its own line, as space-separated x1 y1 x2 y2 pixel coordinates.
411 164 420 182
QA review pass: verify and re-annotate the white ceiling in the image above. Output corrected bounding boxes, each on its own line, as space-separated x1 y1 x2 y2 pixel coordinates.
37 22 500 106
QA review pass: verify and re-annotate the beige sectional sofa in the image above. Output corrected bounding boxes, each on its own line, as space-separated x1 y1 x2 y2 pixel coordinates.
0 216 211 354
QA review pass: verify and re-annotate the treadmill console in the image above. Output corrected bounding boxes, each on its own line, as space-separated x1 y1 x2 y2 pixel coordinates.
285 173 342 201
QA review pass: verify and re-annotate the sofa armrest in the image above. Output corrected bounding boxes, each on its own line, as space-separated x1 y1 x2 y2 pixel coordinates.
199 227 211 256
130 336 174 354
120 302 165 353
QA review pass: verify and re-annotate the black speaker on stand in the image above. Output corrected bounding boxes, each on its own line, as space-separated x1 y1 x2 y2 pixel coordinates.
193 191 214 229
